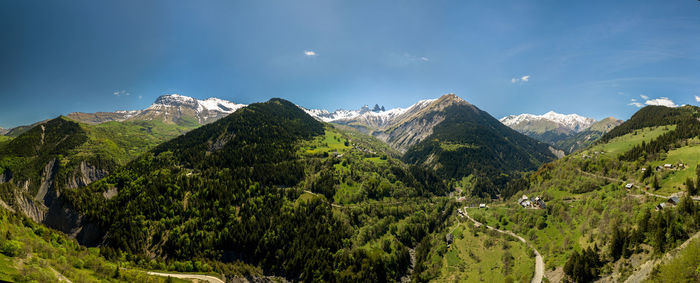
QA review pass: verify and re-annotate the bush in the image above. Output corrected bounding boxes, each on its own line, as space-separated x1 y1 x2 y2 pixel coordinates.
1 240 25 257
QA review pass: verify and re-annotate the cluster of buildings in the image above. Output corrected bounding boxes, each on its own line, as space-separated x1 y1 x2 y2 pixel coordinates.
517 195 546 209
654 163 685 171
656 196 681 210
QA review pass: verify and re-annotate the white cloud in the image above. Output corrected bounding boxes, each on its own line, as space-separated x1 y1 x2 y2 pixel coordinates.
138 95 143 100
420 57 429 62
113 90 130 97
511 75 531 83
628 96 678 108
304 50 316 56
645 97 677 107
695 95 700 102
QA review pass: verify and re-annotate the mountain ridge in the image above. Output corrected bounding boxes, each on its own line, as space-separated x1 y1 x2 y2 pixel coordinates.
66 94 246 126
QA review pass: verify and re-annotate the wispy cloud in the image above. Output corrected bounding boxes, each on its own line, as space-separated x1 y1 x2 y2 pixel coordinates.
511 75 531 83
640 94 649 100
304 50 316 56
113 90 130 96
695 95 700 102
628 102 644 107
138 95 143 100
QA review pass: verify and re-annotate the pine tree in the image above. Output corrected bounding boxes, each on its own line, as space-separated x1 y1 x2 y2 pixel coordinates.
685 177 696 196
653 175 660 191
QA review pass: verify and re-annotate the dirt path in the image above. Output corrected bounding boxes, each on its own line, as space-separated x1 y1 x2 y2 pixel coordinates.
462 210 544 283
623 230 700 283
145 271 225 283
48 266 72 283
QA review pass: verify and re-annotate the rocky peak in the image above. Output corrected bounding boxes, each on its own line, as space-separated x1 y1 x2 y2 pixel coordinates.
152 94 199 108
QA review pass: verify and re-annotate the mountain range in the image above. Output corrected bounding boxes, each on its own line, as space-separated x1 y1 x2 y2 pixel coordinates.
500 112 623 154
67 94 246 126
1 92 699 282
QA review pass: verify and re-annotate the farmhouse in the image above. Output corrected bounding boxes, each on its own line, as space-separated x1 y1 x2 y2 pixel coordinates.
664 164 673 169
625 183 634 189
479 203 486 209
668 196 681 205
533 197 546 209
518 195 531 207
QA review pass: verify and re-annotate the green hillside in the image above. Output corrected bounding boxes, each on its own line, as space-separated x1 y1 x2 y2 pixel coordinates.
63 98 456 281
0 117 197 198
464 107 700 282
0 206 186 282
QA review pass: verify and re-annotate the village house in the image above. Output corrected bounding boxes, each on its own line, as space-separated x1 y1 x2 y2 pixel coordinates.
668 196 680 205
664 164 673 169
533 197 546 209
656 196 681 210
479 203 486 209
518 195 531 207
625 183 634 189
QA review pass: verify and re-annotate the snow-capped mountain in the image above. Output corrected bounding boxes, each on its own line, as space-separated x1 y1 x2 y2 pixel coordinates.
67 94 246 125
302 99 436 126
500 111 595 133
499 111 621 154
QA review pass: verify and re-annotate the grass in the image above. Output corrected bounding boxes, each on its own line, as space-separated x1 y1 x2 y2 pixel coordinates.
78 120 197 165
300 126 352 155
437 221 534 282
466 182 658 269
588 126 675 157
649 138 700 195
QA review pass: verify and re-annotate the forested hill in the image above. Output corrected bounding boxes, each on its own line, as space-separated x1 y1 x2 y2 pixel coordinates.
63 98 452 281
600 105 700 143
403 97 556 198
150 98 325 170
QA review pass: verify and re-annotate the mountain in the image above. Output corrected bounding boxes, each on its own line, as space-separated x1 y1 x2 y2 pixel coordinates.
305 94 556 198
67 94 246 126
499 111 622 154
554 117 623 153
600 105 700 143
59 98 451 281
500 111 595 134
399 95 557 197
0 114 199 245
0 127 6 135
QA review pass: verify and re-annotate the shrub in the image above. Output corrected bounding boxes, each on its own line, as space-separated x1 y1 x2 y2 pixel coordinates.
1 240 25 257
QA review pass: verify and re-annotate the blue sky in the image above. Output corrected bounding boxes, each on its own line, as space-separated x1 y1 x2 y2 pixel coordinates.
1 0 699 128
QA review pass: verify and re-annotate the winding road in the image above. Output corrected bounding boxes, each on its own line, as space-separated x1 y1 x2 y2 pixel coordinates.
462 210 544 283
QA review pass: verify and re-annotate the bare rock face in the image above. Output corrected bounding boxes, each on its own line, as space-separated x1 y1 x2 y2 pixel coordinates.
35 158 58 204
16 193 46 223
66 161 110 189
375 94 471 152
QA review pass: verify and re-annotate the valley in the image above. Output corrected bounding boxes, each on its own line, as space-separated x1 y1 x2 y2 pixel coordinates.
0 94 698 283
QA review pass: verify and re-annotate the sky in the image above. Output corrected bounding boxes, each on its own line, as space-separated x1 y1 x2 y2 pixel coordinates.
1 0 699 128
